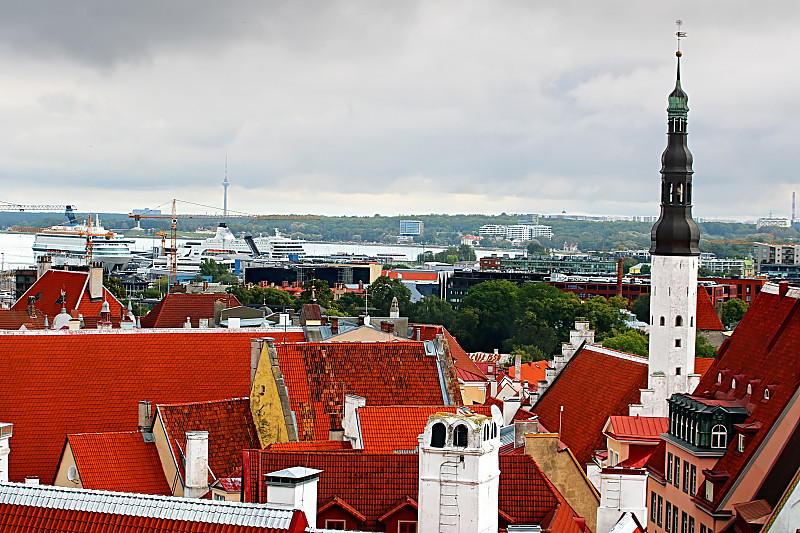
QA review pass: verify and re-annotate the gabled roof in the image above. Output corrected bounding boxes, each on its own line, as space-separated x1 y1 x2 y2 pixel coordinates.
11 269 123 319
357 405 493 453
503 360 549 385
141 293 241 328
604 416 668 443
0 481 307 533
697 286 725 331
412 324 487 381
0 310 46 330
157 398 260 483
242 451 587 532
534 345 648 468
651 282 800 511
275 341 460 441
0 328 299 483
65 431 171 495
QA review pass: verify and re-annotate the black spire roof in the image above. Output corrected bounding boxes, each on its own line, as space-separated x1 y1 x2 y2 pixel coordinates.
650 51 700 256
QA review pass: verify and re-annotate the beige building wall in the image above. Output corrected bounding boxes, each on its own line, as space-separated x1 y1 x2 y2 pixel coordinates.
53 441 83 489
211 487 241 501
460 382 488 405
249 341 295 447
526 433 600 533
152 412 184 497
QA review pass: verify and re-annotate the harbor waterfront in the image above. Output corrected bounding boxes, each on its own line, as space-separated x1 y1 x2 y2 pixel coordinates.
0 232 518 270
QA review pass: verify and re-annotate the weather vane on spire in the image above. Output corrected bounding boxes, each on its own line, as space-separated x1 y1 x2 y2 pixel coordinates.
675 19 687 55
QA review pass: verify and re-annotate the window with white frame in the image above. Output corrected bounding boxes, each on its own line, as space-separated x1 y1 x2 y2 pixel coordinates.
711 424 727 448
738 433 745 452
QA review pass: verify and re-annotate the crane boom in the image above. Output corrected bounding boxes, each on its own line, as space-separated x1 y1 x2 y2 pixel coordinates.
0 202 73 211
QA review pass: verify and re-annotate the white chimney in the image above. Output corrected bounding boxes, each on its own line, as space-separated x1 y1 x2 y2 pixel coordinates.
138 401 154 442
264 467 322 530
25 476 39 485
0 423 12 483
89 262 103 300
184 317 192 328
228 317 240 329
342 394 367 449
184 431 209 498
503 395 521 426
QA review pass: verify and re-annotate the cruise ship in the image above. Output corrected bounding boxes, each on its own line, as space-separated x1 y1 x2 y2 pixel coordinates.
32 210 134 271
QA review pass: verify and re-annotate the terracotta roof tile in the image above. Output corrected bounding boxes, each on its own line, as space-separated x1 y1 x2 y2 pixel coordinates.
694 356 715 378
697 286 725 331
243 451 586 531
67 431 171 495
265 440 355 452
11 269 123 319
665 283 800 510
411 324 487 381
504 360 549 385
606 416 668 442
534 345 648 469
276 341 459 441
357 406 492 453
0 328 299 483
157 397 260 482
141 293 241 328
0 310 46 330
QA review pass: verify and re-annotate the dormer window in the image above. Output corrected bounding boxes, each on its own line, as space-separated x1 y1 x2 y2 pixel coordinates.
431 423 446 448
454 425 468 447
737 434 745 452
764 388 771 401
711 425 727 449
731 379 737 390
718 373 722 383
746 384 752 395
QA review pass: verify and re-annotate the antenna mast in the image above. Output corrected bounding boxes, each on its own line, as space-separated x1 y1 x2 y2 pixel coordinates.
222 155 230 217
675 19 686 51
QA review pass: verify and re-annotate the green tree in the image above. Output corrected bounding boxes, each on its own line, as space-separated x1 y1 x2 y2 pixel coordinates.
602 328 649 357
526 240 549 255
584 296 628 340
409 296 456 330
366 276 412 316
630 294 650 323
199 259 238 284
452 280 520 352
333 292 366 316
721 298 749 328
507 311 559 358
621 257 637 274
510 344 547 364
227 286 295 307
696 333 718 358
104 276 126 300
640 264 651 275
298 279 334 308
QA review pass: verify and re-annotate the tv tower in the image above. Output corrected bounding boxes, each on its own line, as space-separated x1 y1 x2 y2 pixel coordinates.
222 156 229 216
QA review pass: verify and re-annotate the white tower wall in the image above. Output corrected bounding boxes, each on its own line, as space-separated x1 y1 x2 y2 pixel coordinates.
418 411 500 533
635 255 699 417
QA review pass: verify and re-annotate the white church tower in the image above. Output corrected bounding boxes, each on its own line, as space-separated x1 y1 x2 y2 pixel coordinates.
418 408 500 533
632 40 701 418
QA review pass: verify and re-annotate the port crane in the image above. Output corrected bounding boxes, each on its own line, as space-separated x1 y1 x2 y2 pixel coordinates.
129 199 320 287
0 202 72 212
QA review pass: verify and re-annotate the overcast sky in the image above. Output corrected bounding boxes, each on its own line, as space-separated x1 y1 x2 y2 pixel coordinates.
0 1 797 220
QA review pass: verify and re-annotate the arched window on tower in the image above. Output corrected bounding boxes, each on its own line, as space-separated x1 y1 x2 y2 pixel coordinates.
711 425 727 449
454 425 468 447
431 423 446 448
660 316 666 326
676 316 683 326
676 183 684 204
687 184 692 204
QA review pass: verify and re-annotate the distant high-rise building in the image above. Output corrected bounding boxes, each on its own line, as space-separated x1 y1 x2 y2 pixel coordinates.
399 220 424 236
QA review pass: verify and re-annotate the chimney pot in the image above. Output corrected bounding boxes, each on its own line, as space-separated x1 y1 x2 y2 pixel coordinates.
183 431 209 498
138 401 153 433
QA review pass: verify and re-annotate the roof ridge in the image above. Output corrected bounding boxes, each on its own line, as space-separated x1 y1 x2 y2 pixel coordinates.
0 327 304 336
157 397 249 408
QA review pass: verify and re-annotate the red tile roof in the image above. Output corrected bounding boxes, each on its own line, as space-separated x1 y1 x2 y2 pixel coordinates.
503 360 549 385
141 293 241 328
275 341 460 441
694 356 715 378
265 440 355 452
243 451 587 532
652 282 800 511
357 406 493 453
617 445 658 469
534 345 648 469
0 328 296 483
697 286 725 331
215 477 242 493
66 431 171 495
11 269 123 319
411 324 487 381
0 310 46 330
605 416 668 442
157 397 261 483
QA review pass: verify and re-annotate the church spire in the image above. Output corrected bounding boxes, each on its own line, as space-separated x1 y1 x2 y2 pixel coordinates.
650 23 700 256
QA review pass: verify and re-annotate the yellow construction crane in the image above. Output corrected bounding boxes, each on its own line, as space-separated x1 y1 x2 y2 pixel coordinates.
129 199 320 287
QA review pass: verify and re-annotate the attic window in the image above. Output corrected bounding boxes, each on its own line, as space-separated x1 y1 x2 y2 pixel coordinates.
731 379 737 390
737 434 745 453
717 373 722 383
746 384 752 395
454 425 468 447
711 425 727 449
431 423 446 448
764 388 771 401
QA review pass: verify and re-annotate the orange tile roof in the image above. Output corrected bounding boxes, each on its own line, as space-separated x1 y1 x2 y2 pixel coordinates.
11 269 123 319
141 293 242 328
157 398 261 483
0 310 46 330
534 345 648 469
605 416 668 442
694 356 716 378
66 431 171 495
0 328 298 483
275 341 460 441
411 324 487 381
504 360 549 384
264 440 355 452
243 451 587 531
697 286 725 331
357 406 493 453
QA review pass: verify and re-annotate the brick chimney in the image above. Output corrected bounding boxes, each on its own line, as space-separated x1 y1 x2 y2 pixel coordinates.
27 296 37 318
381 321 389 332
386 322 395 334
183 431 209 498
36 255 52 279
330 317 339 334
